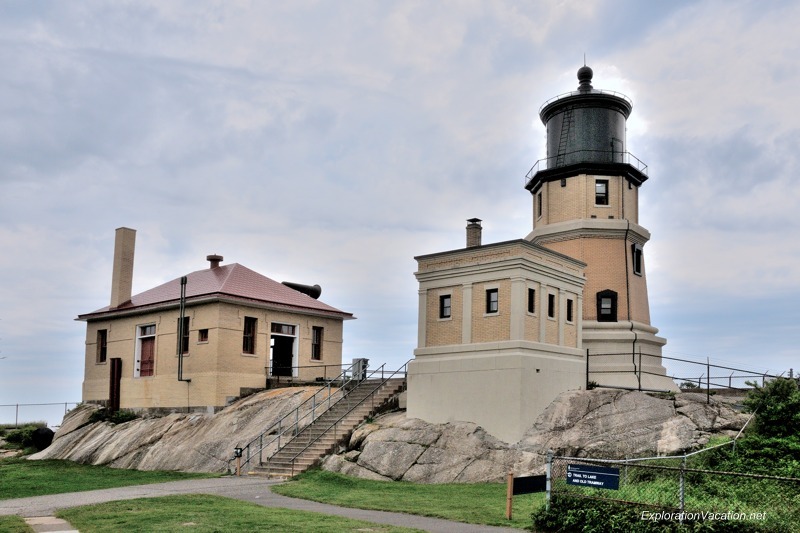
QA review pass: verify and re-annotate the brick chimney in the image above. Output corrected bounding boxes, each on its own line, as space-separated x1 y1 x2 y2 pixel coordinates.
110 227 136 308
207 254 223 268
466 218 482 248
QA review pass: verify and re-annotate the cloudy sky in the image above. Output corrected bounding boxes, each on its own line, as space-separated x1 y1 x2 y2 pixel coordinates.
2 1 798 425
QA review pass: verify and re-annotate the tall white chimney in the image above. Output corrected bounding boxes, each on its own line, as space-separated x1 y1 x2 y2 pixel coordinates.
110 227 136 308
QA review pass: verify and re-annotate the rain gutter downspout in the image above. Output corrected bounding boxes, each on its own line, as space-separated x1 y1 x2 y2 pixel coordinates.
177 276 191 384
623 195 639 389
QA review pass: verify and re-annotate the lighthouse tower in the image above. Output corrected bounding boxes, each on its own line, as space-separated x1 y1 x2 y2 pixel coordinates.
525 65 675 391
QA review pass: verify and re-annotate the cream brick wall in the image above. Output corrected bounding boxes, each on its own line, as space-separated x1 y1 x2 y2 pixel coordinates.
523 282 541 343
415 240 585 351
425 286 462 347
542 236 651 324
534 175 640 229
82 300 344 410
471 280 511 343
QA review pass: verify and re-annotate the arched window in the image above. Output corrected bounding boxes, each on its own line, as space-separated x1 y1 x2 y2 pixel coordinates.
596 290 618 322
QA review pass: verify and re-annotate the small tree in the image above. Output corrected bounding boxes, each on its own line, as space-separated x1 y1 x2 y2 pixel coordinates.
743 377 800 438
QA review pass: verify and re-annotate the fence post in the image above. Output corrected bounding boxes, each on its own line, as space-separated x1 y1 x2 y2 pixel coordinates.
679 455 686 524
15 404 19 428
506 471 514 520
546 449 553 511
706 358 711 404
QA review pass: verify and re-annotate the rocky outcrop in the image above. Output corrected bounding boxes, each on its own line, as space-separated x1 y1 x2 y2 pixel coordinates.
321 412 541 483
29 387 319 472
518 390 750 458
28 387 750 481
322 390 750 483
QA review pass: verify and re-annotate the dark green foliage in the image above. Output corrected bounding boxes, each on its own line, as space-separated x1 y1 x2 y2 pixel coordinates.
88 408 139 425
3 425 40 448
533 379 800 532
742 378 800 438
532 495 768 532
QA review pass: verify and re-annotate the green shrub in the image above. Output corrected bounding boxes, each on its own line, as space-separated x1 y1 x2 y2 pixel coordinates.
4 425 38 448
743 378 800 438
532 495 769 532
88 408 139 425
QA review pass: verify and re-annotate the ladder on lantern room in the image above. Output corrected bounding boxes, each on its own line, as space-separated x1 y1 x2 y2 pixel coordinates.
554 106 574 168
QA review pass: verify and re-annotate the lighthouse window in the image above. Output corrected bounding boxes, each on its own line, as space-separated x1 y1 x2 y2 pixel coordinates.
536 192 543 219
486 288 499 314
439 294 452 319
631 243 643 276
595 180 609 205
597 290 618 322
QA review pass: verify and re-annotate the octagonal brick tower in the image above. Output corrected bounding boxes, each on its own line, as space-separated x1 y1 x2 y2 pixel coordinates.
524 65 675 391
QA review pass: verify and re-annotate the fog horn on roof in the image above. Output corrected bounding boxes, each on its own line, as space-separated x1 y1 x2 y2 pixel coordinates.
282 281 322 299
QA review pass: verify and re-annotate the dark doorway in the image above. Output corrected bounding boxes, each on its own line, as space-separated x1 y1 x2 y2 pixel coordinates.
271 335 294 377
109 358 122 412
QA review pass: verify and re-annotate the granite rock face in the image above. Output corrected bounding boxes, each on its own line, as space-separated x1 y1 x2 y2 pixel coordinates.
28 387 318 472
322 390 750 483
28 388 749 480
518 389 750 458
322 412 540 483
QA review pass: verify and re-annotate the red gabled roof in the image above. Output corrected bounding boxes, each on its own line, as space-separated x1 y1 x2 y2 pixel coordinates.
78 263 353 320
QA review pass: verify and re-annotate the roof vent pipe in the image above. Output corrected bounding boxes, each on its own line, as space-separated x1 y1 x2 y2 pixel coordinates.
466 218 482 248
207 254 223 268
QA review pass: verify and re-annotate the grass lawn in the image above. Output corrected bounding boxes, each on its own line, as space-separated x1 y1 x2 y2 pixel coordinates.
0 515 32 533
272 469 541 529
0 457 218 500
58 494 424 533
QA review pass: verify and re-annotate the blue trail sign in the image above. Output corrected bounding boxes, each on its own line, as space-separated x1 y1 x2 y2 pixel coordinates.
566 463 620 490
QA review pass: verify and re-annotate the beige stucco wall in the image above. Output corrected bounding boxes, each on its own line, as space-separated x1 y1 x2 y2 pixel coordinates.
82 301 344 411
407 343 586 443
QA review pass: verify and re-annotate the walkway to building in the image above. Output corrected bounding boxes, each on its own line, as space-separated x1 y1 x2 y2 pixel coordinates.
1 476 521 533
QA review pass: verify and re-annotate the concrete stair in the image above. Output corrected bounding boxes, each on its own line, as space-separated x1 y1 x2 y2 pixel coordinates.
249 377 405 478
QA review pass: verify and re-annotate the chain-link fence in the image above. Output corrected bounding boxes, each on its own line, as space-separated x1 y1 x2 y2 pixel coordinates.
0 402 79 429
546 448 800 530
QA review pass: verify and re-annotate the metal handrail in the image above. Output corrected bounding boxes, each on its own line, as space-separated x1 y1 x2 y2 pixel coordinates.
267 363 352 383
232 359 368 472
524 149 648 187
272 360 411 477
538 88 632 114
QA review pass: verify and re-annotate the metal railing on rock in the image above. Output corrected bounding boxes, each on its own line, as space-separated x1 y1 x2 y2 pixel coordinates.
262 360 411 477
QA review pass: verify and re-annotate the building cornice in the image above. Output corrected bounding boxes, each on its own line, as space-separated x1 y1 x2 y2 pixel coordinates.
525 219 651 246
